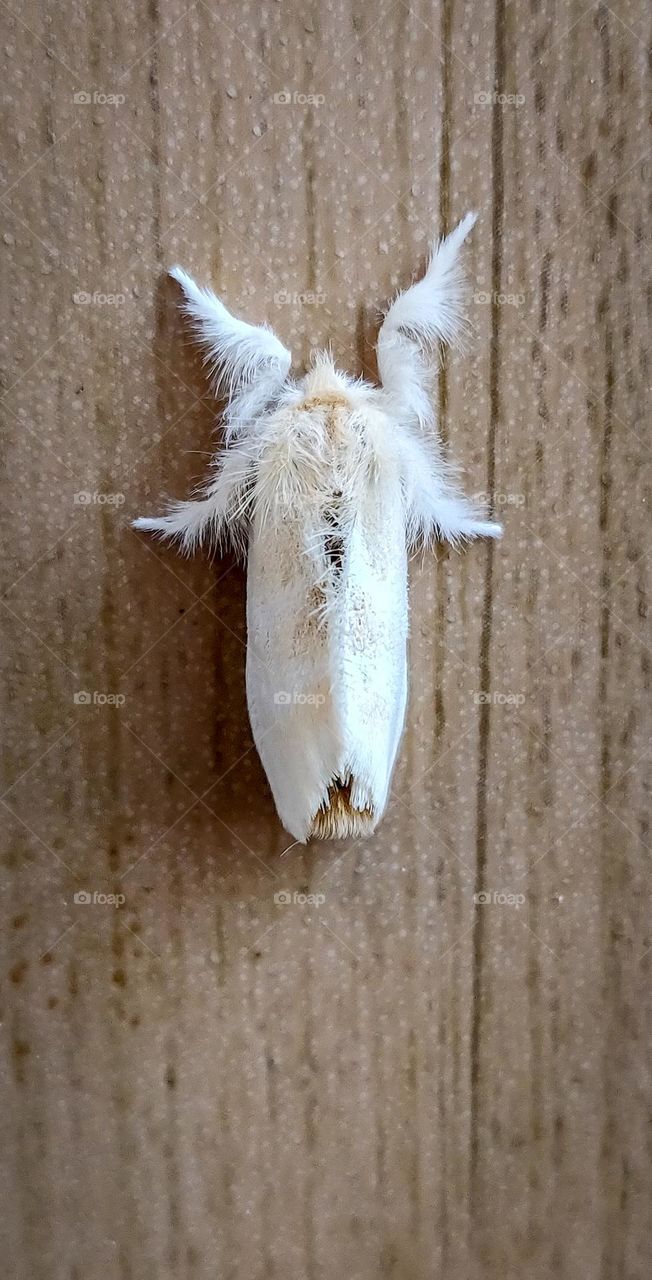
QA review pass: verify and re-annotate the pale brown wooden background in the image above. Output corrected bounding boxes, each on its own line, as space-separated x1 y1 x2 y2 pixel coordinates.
1 2 650 1277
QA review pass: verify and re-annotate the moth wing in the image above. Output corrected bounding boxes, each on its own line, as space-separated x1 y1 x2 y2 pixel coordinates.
245 454 409 843
327 475 409 825
245 520 344 843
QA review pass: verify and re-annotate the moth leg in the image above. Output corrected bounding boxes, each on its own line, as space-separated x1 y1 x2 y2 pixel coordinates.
376 211 477 429
406 466 502 546
134 269 281 552
398 423 502 547
169 266 292 434
422 488 502 543
133 444 254 555
378 213 501 544
133 497 225 554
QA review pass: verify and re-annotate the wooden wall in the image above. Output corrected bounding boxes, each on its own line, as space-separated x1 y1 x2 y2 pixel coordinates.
1 1 650 1276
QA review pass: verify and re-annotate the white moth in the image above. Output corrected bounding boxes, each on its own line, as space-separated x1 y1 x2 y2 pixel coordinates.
134 213 502 843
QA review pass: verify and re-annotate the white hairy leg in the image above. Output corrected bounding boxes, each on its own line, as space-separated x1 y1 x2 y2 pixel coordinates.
169 266 291 435
133 268 293 551
377 213 501 544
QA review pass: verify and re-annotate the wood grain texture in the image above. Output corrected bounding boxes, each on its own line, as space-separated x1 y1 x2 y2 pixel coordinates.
1 2 650 1277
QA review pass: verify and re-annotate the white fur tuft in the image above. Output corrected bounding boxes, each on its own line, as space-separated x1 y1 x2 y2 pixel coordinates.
377 211 477 428
133 433 258 556
395 425 502 547
169 266 292 434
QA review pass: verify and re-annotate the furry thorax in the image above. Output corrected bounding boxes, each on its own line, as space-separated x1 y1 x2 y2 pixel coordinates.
134 213 502 843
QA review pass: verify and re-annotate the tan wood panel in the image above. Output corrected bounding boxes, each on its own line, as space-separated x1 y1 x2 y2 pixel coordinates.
1 2 650 1277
